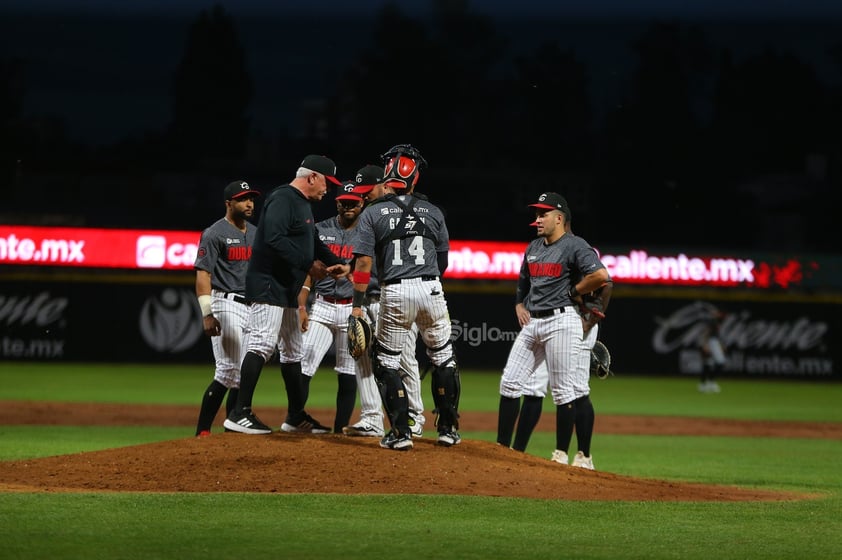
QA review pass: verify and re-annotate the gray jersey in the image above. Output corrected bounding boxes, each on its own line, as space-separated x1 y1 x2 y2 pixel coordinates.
313 216 356 299
194 218 256 294
355 194 449 284
516 233 604 312
312 216 379 298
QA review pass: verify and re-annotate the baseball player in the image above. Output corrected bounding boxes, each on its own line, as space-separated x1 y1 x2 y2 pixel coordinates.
502 279 613 467
342 165 425 438
496 192 609 469
350 145 459 451
293 181 367 433
193 180 260 437
224 155 350 435
697 302 726 393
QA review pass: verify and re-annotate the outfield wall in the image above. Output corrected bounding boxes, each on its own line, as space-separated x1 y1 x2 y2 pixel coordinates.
1 273 838 379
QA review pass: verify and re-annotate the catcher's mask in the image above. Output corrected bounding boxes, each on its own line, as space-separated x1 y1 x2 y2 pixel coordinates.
381 144 427 190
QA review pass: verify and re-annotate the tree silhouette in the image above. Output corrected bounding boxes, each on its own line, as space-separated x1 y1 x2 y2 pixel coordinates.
507 41 592 166
711 48 825 175
169 4 252 163
599 22 713 243
325 0 507 166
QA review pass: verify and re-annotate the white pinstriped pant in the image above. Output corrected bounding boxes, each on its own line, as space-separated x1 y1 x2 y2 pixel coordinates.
244 302 303 363
209 290 251 388
354 300 423 428
522 323 598 399
377 277 453 369
301 297 356 377
499 306 588 405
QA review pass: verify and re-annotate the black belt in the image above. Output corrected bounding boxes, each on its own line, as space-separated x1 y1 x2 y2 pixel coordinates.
530 308 565 319
382 275 438 286
318 295 353 305
222 292 247 304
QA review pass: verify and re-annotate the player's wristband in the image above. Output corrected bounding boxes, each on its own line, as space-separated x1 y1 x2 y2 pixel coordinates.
353 271 371 286
301 286 311 292
352 289 366 308
198 295 212 317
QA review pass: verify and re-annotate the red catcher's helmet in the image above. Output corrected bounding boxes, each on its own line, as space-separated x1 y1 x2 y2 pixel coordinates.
381 144 427 190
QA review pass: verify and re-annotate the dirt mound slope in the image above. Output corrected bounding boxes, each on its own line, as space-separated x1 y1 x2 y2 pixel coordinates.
0 433 807 501
1 401 830 501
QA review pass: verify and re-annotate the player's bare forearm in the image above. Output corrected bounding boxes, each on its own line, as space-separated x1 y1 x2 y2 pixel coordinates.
298 276 311 308
195 270 212 297
515 302 530 327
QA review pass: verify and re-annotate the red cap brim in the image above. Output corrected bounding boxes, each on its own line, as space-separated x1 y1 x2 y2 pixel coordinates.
351 184 375 194
231 190 261 199
529 203 556 209
326 176 342 186
336 194 363 202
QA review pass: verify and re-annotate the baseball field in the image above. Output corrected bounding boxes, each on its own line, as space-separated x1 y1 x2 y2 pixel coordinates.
1 362 840 559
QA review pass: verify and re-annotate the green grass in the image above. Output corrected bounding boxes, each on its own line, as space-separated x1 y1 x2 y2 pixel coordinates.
1 362 842 560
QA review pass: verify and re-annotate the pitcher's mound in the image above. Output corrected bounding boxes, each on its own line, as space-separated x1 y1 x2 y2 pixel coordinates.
0 432 808 501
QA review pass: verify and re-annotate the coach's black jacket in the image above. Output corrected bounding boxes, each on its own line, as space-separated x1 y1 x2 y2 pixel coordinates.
245 184 342 307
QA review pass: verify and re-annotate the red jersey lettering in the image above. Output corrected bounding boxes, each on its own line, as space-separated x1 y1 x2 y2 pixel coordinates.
227 246 252 261
528 262 562 277
327 244 355 260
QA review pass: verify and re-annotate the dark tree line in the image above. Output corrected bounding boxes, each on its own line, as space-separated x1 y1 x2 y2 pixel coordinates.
1 1 840 251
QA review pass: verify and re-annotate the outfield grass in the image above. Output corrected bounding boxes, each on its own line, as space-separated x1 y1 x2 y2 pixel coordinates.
1 362 841 560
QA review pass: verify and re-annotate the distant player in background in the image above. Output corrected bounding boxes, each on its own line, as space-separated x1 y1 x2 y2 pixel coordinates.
193 180 260 437
698 302 726 393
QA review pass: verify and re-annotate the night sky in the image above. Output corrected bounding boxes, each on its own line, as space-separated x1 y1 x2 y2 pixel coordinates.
2 1 841 251
4 0 841 144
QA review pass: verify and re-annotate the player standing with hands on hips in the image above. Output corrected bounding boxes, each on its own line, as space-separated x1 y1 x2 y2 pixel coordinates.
224 155 350 435
349 145 460 450
193 180 260 436
497 192 609 469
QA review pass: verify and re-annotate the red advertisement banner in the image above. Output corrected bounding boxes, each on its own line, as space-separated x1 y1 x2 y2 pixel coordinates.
0 225 827 289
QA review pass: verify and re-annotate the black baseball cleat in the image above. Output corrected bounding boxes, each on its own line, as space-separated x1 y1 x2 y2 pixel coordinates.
223 407 272 435
379 430 414 451
437 429 461 447
280 412 331 434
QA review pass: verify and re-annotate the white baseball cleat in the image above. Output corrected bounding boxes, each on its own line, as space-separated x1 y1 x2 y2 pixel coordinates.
550 449 569 465
571 451 595 470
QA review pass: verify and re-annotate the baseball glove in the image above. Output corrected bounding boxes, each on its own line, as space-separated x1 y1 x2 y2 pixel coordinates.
590 340 613 379
347 314 373 360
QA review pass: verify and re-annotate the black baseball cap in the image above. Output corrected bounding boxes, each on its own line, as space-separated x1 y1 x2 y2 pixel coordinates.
529 192 569 213
350 164 385 194
301 154 342 185
336 181 364 202
224 180 260 200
